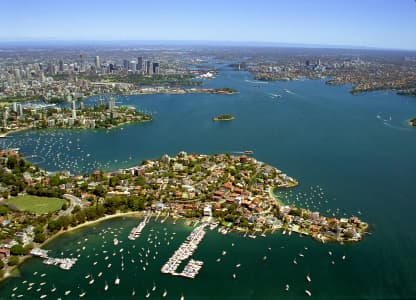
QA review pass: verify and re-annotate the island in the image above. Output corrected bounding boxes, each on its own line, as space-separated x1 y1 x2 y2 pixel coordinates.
0 149 369 281
0 97 152 136
213 114 235 121
409 118 416 126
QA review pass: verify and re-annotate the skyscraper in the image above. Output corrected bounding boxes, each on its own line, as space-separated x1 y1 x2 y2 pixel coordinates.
108 97 116 111
137 57 143 70
152 63 159 75
146 61 153 75
95 56 100 68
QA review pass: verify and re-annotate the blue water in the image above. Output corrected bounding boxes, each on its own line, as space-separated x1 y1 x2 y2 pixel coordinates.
1 68 416 299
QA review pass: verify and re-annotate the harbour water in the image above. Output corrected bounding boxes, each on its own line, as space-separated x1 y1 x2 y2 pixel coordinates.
1 67 416 299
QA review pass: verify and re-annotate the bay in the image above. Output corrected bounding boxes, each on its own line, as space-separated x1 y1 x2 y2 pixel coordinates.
1 67 416 299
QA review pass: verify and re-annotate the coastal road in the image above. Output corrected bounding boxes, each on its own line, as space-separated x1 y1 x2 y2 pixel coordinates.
62 194 83 216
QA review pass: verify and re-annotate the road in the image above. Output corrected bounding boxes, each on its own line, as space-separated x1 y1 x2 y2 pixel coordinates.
62 193 82 216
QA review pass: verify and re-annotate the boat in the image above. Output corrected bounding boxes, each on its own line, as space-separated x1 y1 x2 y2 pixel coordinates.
232 273 236 279
236 263 241 268
222 250 227 256
64 290 71 296
263 256 267 260
152 282 156 291
40 295 47 299
50 285 56 293
131 288 136 296
88 276 94 285
114 276 120 285
79 291 86 298
306 274 311 282
285 284 290 291
293 259 297 265
145 290 150 298
342 255 346 260
244 150 254 155
97 272 103 277
305 290 312 296
104 281 108 291
162 289 167 298
180 293 184 300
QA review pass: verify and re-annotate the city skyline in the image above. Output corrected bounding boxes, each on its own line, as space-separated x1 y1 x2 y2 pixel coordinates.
1 0 416 50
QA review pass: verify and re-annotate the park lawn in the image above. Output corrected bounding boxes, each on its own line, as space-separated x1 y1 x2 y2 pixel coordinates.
8 195 66 214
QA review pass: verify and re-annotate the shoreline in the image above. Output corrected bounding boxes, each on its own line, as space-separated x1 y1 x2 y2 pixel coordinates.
0 211 144 284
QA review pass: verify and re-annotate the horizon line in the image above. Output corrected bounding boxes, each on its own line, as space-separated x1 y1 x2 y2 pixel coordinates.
0 39 415 52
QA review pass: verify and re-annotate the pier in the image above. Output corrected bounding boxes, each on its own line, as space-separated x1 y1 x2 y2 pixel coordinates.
161 224 207 279
30 248 77 270
128 212 151 240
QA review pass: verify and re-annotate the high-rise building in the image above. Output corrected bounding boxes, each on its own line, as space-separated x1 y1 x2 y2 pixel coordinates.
108 97 116 111
59 60 64 72
95 56 100 68
123 59 129 70
152 62 159 75
129 61 137 72
18 104 23 116
137 57 143 70
146 61 153 75
12 102 17 112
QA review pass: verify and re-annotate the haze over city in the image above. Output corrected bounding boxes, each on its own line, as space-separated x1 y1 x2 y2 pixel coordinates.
1 0 416 50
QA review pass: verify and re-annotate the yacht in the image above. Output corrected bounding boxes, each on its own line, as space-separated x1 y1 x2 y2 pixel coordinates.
306 274 311 282
104 281 108 291
114 276 120 285
232 273 236 279
152 282 156 291
40 295 47 299
285 284 290 291
305 290 312 296
236 263 241 268
145 290 150 298
64 290 71 296
88 276 94 285
131 288 136 296
50 285 56 293
180 293 184 300
162 289 167 298
79 291 86 298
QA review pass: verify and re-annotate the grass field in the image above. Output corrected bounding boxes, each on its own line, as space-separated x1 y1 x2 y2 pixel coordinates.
8 195 66 214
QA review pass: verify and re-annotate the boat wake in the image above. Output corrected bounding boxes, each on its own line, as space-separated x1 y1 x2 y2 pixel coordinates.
244 79 268 84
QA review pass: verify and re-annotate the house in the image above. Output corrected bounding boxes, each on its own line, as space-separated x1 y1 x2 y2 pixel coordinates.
0 247 10 259
203 205 212 217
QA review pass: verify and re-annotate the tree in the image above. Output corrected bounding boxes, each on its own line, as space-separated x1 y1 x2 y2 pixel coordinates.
10 244 24 256
0 205 8 216
8 256 19 266
6 156 17 169
61 202 68 210
34 233 46 243
0 259 4 269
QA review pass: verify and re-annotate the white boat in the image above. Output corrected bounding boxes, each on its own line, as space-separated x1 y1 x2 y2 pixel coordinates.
306 274 311 282
114 276 120 285
131 288 136 296
88 276 94 285
232 273 236 279
162 289 167 297
145 290 150 298
180 293 184 300
97 272 103 277
305 290 312 296
50 285 56 293
104 281 108 291
285 284 290 291
222 250 227 256
79 291 86 298
40 295 47 299
293 259 298 265
152 282 156 291
342 255 346 260
263 256 267 260
236 263 241 268
328 251 332 256
64 290 71 296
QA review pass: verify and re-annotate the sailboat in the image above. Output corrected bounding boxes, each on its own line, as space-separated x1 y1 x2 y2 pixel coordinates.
180 293 185 300
152 282 156 291
104 281 108 291
145 289 150 298
162 289 167 298
131 288 136 296
114 275 120 285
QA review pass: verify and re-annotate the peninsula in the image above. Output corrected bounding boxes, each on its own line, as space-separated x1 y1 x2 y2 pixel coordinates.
0 149 368 281
0 97 152 136
213 114 235 121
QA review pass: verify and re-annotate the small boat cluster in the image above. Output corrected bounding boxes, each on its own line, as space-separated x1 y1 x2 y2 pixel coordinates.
42 257 78 270
161 224 207 278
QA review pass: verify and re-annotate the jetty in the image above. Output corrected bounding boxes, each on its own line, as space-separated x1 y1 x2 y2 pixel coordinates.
30 248 77 270
161 224 207 279
128 212 151 240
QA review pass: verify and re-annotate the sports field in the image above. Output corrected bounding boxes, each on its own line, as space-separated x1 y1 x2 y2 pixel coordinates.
8 195 66 214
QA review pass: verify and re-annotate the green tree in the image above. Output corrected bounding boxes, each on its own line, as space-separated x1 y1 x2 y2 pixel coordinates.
10 244 24 255
34 233 46 243
8 256 19 266
0 259 4 269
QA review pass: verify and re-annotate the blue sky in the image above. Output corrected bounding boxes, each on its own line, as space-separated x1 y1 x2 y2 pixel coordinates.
1 0 416 50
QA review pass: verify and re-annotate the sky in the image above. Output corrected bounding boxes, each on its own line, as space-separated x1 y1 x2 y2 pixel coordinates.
1 0 416 50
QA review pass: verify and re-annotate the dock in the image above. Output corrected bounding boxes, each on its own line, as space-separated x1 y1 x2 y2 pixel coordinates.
161 224 207 279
